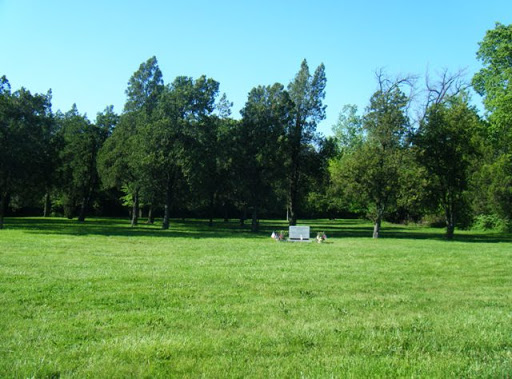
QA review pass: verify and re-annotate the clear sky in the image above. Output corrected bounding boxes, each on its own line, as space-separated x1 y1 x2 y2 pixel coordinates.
1 0 511 135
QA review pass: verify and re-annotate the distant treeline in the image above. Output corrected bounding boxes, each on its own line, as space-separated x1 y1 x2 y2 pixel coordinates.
1 23 511 238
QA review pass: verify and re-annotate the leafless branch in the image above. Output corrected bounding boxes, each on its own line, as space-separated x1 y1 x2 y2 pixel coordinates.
373 68 418 119
423 67 469 116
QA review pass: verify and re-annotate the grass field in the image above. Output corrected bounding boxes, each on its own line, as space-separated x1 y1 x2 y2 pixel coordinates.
1 217 511 378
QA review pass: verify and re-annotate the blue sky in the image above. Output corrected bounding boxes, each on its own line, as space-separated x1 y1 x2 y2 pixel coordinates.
1 0 511 135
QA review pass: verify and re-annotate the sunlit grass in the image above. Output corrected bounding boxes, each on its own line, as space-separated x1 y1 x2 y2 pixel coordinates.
1 217 511 377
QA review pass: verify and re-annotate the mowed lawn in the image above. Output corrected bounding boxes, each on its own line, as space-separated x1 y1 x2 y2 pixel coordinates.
1 218 511 378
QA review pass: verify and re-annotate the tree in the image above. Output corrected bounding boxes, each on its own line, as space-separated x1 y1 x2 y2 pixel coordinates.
364 74 413 237
471 151 512 228
124 56 164 115
328 105 365 217
57 105 104 222
471 23 512 227
98 57 163 226
239 83 292 231
0 78 53 229
331 73 413 238
188 110 236 227
472 22 512 151
38 90 61 218
415 94 481 239
301 135 339 219
147 75 220 229
98 111 145 226
286 59 327 226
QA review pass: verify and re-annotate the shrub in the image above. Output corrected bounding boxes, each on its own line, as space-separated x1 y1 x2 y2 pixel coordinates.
471 214 510 232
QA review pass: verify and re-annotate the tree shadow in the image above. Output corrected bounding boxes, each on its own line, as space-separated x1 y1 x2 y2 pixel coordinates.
262 219 512 243
6 217 262 239
4 217 512 243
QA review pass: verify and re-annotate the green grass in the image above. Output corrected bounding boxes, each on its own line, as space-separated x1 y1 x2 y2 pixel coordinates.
1 217 511 377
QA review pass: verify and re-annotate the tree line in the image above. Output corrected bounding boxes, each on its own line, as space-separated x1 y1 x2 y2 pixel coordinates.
1 23 511 238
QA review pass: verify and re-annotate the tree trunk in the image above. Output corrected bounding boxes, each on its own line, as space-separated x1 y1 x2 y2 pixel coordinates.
43 192 51 217
288 158 300 226
147 205 155 224
446 223 455 240
131 190 139 227
288 117 302 227
223 204 229 223
77 197 87 222
373 218 381 239
239 206 247 227
445 206 455 240
251 206 259 232
373 207 384 239
288 194 297 226
77 187 93 222
208 191 215 227
162 179 173 230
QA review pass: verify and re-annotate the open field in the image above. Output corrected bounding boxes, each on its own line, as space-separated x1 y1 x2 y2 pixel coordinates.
1 217 511 377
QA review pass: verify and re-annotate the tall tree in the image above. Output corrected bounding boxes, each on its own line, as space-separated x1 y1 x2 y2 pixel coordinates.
331 73 413 238
240 83 292 231
471 22 512 226
286 59 326 225
98 111 145 226
38 90 62 218
0 78 53 229
363 74 413 238
147 75 220 229
57 105 104 221
415 94 481 239
188 106 236 227
124 56 164 115
472 22 512 151
98 57 163 226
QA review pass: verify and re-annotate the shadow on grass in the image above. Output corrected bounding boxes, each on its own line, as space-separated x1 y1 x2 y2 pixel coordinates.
3 217 512 243
5 217 260 239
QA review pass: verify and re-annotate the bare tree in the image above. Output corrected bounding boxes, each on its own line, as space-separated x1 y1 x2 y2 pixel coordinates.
423 68 468 115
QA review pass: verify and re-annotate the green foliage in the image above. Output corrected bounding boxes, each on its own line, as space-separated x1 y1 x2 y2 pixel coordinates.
0 78 54 228
239 83 292 229
5 30 512 231
124 56 164 114
95 105 119 139
286 60 327 225
393 150 430 223
472 22 512 150
99 57 165 226
98 112 142 190
332 104 364 155
471 214 510 232
330 75 413 237
56 105 104 221
472 153 512 221
415 94 481 238
146 75 221 229
471 24 512 226
364 88 410 149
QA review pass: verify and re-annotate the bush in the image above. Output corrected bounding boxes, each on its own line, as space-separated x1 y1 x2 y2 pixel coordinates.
471 214 510 232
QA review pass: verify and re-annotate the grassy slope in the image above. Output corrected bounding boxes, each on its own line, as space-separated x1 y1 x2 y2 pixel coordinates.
0 218 511 377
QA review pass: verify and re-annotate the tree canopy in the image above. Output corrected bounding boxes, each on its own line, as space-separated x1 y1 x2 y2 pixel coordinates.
2 22 512 236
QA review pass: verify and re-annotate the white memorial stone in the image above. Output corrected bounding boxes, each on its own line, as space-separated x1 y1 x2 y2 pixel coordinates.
288 226 311 242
